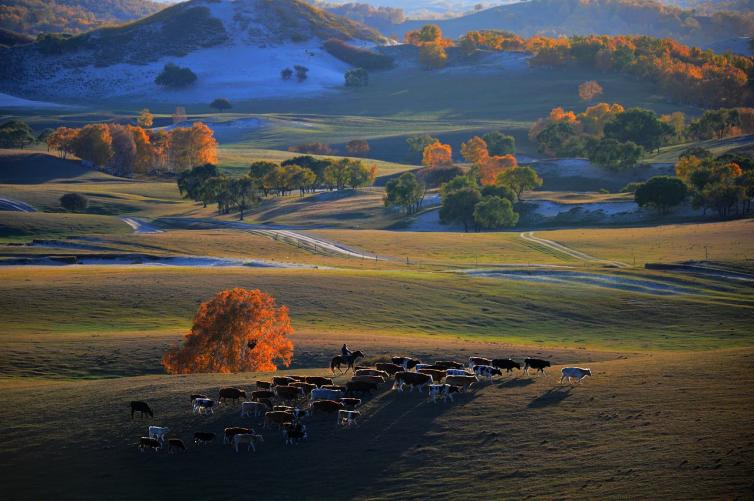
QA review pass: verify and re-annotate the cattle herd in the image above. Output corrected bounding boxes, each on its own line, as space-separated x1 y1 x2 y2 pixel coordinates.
131 355 592 454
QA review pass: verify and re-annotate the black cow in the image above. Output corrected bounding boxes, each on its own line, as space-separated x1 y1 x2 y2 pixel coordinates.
130 401 153 419
193 432 215 445
219 387 246 404
492 359 522 373
138 436 161 452
524 358 551 375
168 438 186 453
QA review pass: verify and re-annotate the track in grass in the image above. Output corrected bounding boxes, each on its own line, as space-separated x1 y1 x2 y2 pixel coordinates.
521 231 630 268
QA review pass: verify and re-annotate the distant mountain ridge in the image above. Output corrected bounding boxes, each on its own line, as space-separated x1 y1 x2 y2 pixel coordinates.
0 0 167 35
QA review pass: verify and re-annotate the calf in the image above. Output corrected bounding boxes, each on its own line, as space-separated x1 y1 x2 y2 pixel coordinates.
392 357 421 370
310 399 344 415
393 371 433 392
351 374 385 385
192 398 215 415
375 363 404 375
560 367 592 384
256 381 272 390
473 365 503 382
434 360 463 369
445 375 478 392
233 433 264 453
138 436 161 452
264 411 294 429
524 358 551 375
337 410 361 427
193 432 215 445
130 401 153 419
492 359 521 373
468 357 492 368
311 388 344 401
273 376 296 387
218 387 247 405
224 427 252 445
251 390 274 401
275 385 305 402
241 401 268 418
305 376 333 387
355 369 389 379
148 426 169 443
418 368 446 382
339 397 361 409
346 380 378 395
168 438 186 454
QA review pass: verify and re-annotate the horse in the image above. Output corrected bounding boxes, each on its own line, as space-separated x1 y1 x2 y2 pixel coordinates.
330 350 365 374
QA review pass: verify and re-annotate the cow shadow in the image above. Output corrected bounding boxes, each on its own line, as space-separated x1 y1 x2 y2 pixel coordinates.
527 387 572 408
495 377 536 389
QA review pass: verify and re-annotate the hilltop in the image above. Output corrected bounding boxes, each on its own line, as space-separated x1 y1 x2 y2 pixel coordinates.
397 0 754 48
0 0 384 104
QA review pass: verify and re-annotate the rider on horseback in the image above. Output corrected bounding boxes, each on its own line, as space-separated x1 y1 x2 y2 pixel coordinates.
341 344 352 358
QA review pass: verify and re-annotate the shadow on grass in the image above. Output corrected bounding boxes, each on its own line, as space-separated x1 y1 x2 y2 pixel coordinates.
496 377 536 389
527 387 572 409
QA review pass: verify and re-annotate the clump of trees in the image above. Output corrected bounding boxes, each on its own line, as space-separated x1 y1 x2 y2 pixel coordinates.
46 122 217 177
162 288 294 374
482 131 516 156
155 63 197 88
634 176 688 214
346 139 369 156
59 193 88 212
0 120 35 148
384 172 426 215
405 24 452 70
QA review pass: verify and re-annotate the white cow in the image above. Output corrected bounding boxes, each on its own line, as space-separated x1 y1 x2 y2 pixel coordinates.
148 426 169 443
446 368 470 377
240 401 268 417
337 410 360 427
233 433 264 452
472 365 503 382
560 367 592 384
192 398 214 415
428 384 455 403
310 388 344 401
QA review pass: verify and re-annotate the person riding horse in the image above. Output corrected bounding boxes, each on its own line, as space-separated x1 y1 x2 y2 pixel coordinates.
331 345 364 374
342 344 352 358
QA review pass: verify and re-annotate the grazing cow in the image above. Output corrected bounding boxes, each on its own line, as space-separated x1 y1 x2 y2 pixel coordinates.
233 433 264 452
339 397 361 409
473 365 503 382
192 398 215 415
168 438 186 453
193 432 215 445
130 401 153 419
224 427 252 445
290 382 316 395
275 385 305 402
346 380 378 395
256 381 272 390
468 357 492 368
375 363 404 375
393 371 433 392
492 359 521 373
148 426 169 443
284 423 308 445
418 368 446 382
337 410 361 427
321 385 346 392
446 368 472 377
355 369 389 379
190 394 208 402
445 375 478 392
138 436 161 452
273 376 296 387
434 360 464 369
264 411 294 429
241 401 268 418
311 388 344 401
251 390 274 401
218 388 247 405
305 376 333 387
524 358 551 375
428 384 458 403
560 367 592 384
310 399 344 414
351 374 385 385
392 357 420 370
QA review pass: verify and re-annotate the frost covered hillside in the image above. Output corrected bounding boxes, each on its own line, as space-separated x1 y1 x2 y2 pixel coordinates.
0 0 385 104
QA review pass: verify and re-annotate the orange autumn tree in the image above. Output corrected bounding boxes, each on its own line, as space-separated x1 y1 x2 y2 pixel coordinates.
422 141 453 167
162 288 294 374
460 136 489 165
478 154 518 186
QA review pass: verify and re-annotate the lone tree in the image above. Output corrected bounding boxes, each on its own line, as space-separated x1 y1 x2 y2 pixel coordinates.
294 65 309 82
384 172 426 215
155 63 197 88
59 193 88 212
210 98 232 111
281 68 293 80
634 176 688 214
578 80 603 102
0 120 35 148
162 288 294 374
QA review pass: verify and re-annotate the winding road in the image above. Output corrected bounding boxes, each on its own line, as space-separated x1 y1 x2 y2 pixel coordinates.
0 197 36 212
520 231 629 268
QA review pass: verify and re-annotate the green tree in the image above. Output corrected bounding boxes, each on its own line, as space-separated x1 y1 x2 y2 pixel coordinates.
634 176 688 214
249 161 278 195
688 108 741 140
59 193 88 212
210 98 232 111
343 159 376 189
440 174 478 201
588 138 644 171
535 122 584 157
384 172 426 215
229 175 258 220
0 120 35 148
482 131 516 156
603 108 673 152
473 196 519 229
439 187 482 232
406 134 438 159
155 63 197 88
496 166 543 201
177 164 220 205
481 184 516 203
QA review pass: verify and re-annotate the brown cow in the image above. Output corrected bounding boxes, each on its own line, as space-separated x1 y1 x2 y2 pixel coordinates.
310 399 344 414
218 388 247 405
418 368 446 382
224 427 252 444
434 360 464 369
275 385 304 402
445 375 478 392
264 411 294 428
251 390 274 401
351 375 385 385
305 376 333 387
273 376 296 387
375 363 404 375
393 371 432 392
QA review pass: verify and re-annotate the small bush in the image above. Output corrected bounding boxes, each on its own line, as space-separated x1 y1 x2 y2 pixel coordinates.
155 63 197 88
60 193 88 212
281 68 293 80
324 39 393 70
210 98 232 111
288 143 334 155
294 65 309 82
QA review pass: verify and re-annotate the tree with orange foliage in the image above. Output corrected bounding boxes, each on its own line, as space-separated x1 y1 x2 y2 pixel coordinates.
422 141 453 167
460 136 489 165
478 154 517 186
162 288 294 374
46 127 79 159
168 122 218 172
578 80 604 102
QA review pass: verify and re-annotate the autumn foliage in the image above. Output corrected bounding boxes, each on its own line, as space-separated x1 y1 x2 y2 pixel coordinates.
162 288 294 374
422 141 453 167
479 154 518 186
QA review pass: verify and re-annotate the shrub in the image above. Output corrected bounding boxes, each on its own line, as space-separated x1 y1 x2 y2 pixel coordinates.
281 68 293 80
288 142 334 155
60 193 88 212
634 176 688 214
155 63 197 88
324 39 394 70
346 139 370 155
294 65 309 82
0 120 35 148
210 98 232 111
